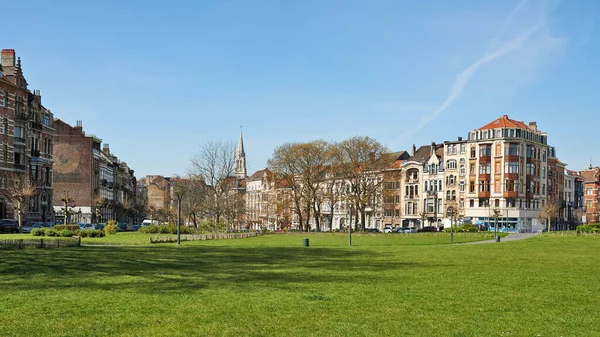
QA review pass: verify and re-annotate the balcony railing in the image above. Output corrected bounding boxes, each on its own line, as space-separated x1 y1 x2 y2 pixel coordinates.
14 163 26 171
31 149 40 157
31 121 43 131
14 137 25 144
14 112 27 120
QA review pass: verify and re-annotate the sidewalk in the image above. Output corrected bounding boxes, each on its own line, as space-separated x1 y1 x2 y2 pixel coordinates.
464 232 540 245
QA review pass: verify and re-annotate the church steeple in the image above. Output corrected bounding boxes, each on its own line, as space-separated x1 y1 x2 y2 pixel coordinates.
235 126 247 179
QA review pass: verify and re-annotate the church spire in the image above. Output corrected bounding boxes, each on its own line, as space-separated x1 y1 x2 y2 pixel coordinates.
235 126 247 179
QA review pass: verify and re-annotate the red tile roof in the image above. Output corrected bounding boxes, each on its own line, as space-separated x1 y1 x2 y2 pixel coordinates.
478 115 531 131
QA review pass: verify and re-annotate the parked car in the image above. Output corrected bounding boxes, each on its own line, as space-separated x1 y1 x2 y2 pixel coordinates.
131 224 140 231
80 223 97 231
382 225 393 233
366 228 380 233
0 219 18 233
417 226 438 233
21 222 52 233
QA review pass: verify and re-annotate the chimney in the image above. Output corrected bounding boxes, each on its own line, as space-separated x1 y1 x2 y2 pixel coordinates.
103 143 110 154
1 49 15 68
502 114 508 119
528 122 537 132
74 120 83 132
458 137 462 141
412 144 416 156
431 142 436 155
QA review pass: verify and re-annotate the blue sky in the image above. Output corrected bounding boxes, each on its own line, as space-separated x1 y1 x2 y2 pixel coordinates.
3 0 599 177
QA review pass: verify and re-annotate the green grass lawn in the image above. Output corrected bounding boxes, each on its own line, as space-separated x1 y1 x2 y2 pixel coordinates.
1 234 598 336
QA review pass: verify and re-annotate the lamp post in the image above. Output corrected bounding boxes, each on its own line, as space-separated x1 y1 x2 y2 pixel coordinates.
174 188 185 247
448 207 454 244
349 204 353 247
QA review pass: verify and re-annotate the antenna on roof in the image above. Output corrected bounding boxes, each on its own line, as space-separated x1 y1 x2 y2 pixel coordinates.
590 158 593 170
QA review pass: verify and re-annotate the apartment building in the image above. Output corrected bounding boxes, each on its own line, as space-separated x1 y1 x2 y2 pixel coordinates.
443 137 467 225
580 167 600 223
0 49 54 222
464 115 550 232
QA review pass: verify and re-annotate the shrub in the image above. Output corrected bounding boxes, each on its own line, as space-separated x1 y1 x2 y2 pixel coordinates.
139 225 192 235
576 224 600 233
90 230 105 238
104 220 118 235
44 229 58 237
31 228 45 236
443 224 479 233
79 230 90 237
55 225 80 232
60 229 74 237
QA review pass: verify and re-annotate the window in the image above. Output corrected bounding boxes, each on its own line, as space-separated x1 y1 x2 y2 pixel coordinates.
430 164 437 174
470 164 475 175
495 129 502 138
449 175 455 185
451 190 456 200
439 180 443 191
504 162 519 174
2 144 7 162
425 181 428 192
586 188 593 195
505 180 518 192
470 146 476 158
542 184 546 195
479 145 491 157
459 198 465 209
395 195 400 203
479 163 491 174
395 209 400 217
460 165 466 176
0 91 6 107
542 151 546 162
460 144 466 154
2 117 7 134
479 180 491 192
43 115 51 126
446 190 451 200
447 160 457 170
504 143 519 156
469 181 475 192
459 181 465 192
469 199 474 207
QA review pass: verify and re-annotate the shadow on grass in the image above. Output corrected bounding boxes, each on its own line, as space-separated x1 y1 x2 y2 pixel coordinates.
0 246 438 294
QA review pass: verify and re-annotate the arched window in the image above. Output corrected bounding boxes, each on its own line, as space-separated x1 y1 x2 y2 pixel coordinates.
460 165 466 176
439 180 443 191
447 160 457 169
452 190 456 200
446 190 451 200
449 175 455 185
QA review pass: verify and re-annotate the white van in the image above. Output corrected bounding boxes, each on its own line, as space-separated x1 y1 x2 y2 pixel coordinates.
141 219 159 227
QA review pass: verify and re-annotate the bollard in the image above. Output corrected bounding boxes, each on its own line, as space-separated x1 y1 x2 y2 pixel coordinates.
303 238 309 247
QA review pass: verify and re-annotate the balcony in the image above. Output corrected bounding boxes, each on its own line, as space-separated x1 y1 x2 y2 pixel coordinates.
14 112 27 120
31 121 43 131
479 174 491 181
503 191 518 198
14 137 26 144
14 163 26 171
478 191 491 198
405 194 419 200
30 149 40 157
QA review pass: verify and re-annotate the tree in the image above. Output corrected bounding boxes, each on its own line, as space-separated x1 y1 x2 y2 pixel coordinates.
91 194 108 224
178 176 207 228
189 141 238 228
8 177 36 228
55 187 77 225
336 136 390 231
538 202 559 232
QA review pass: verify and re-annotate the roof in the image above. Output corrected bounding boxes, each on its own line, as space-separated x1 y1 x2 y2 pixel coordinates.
478 115 531 131
580 168 600 183
248 169 266 181
406 143 444 163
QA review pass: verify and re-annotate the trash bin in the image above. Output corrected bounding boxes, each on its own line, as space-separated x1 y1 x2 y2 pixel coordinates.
303 238 309 247
495 236 500 242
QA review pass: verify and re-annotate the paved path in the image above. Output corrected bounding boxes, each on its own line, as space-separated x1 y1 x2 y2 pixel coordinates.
464 232 540 245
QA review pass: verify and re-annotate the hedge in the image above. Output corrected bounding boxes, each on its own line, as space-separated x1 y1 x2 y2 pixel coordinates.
54 225 80 232
576 224 600 233
443 224 479 233
139 225 192 235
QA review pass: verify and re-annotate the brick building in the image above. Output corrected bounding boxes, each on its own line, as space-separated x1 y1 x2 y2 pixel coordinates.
53 119 136 224
0 49 54 222
581 167 600 223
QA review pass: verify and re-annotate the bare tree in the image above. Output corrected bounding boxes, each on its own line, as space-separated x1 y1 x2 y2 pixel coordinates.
538 202 559 232
267 143 310 231
336 136 390 231
91 194 108 224
8 177 36 228
178 176 207 228
189 141 237 227
55 186 77 225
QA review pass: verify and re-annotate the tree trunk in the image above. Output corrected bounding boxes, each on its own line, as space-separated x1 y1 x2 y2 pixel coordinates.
312 197 321 232
547 216 551 232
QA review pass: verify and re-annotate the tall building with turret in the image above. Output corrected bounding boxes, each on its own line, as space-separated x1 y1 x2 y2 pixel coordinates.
235 129 247 179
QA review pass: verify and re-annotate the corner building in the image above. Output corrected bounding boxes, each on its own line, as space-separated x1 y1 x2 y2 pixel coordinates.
465 115 550 232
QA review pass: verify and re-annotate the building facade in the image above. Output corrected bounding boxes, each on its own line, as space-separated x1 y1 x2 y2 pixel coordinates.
0 49 54 222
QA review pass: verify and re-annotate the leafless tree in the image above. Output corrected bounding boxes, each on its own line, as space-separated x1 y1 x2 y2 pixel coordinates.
336 136 390 231
54 186 77 225
8 176 36 228
91 194 108 224
538 202 559 232
189 141 237 227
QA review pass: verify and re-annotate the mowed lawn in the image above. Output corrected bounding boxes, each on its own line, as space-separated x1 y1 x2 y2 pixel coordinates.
0 234 599 336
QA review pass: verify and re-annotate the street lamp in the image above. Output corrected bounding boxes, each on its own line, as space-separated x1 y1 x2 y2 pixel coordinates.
174 188 185 247
492 208 501 242
348 204 353 247
447 207 454 244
